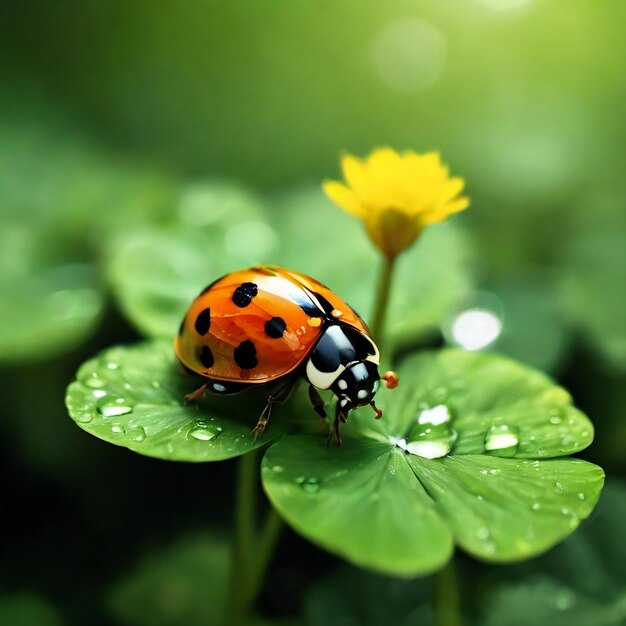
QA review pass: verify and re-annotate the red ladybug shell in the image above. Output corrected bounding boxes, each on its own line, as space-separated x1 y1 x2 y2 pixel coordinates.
175 266 369 383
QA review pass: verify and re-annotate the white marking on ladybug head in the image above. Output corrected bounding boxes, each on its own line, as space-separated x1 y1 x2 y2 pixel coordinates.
306 358 345 390
357 389 369 400
338 379 348 390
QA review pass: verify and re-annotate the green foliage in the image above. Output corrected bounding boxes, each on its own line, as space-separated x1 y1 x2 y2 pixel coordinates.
483 482 626 626
559 229 626 370
0 223 104 362
262 351 603 576
0 593 62 626
107 182 273 338
109 534 230 626
65 341 289 461
305 566 432 626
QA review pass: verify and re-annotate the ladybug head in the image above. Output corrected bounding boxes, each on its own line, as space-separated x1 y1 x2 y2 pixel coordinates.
331 361 381 413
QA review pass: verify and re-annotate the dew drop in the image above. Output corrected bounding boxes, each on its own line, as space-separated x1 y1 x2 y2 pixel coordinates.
92 389 107 399
85 374 105 389
151 381 161 389
271 465 285 473
577 492 585 501
476 526 490 540
97 399 133 417
405 439 450 459
489 468 499 475
416 404 451 426
531 502 541 511
126 425 146 442
484 424 519 456
106 362 119 370
75 410 94 424
295 476 321 494
405 415 456 459
555 481 564 493
189 425 221 441
549 415 562 425
111 423 125 437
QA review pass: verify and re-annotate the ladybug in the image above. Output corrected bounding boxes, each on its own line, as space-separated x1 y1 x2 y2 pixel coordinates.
175 266 399 445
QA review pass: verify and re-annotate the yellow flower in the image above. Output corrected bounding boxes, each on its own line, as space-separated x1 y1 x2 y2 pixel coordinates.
323 148 469 260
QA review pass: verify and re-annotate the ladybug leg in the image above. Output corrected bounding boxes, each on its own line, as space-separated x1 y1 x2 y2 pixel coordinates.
308 385 327 420
252 402 273 440
184 382 209 404
328 403 344 447
252 375 300 440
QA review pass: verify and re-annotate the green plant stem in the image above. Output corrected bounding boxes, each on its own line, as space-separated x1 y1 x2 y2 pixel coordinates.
226 450 283 626
434 556 462 626
370 255 396 344
247 507 283 602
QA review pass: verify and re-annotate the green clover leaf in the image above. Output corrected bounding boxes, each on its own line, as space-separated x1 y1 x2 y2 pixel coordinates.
65 340 288 461
482 481 626 626
106 181 275 338
261 350 604 577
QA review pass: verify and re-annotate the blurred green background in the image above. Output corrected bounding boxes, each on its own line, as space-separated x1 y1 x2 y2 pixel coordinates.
1 1 624 624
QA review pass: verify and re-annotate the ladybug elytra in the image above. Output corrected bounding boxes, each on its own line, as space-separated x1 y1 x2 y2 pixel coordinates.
175 266 398 445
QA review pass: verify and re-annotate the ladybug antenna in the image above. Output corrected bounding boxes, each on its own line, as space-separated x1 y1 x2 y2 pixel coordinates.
382 371 399 389
370 401 383 420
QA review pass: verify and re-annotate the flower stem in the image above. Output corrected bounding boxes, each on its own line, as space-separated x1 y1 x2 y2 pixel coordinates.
226 450 283 626
370 255 396 344
434 556 462 626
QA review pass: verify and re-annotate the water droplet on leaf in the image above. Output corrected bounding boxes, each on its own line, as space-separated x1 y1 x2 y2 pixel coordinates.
484 424 519 457
126 425 146 442
97 399 133 417
295 476 321 493
189 425 221 441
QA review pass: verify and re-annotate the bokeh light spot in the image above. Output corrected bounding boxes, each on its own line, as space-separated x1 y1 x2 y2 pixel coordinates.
371 19 447 93
450 308 503 351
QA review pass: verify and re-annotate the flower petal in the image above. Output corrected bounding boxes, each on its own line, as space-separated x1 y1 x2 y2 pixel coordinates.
322 181 365 218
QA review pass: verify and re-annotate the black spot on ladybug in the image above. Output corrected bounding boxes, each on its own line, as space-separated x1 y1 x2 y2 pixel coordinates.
194 308 211 335
199 346 214 368
234 339 258 369
232 282 258 308
264 316 287 339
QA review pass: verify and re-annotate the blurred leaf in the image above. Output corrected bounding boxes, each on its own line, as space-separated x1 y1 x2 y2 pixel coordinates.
482 484 626 626
108 534 229 626
273 188 475 345
0 102 178 238
107 181 275 338
262 350 603 576
65 340 288 461
484 579 625 626
304 565 432 626
559 229 626 370
0 223 104 362
0 593 62 626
